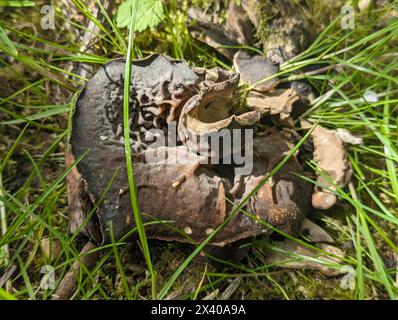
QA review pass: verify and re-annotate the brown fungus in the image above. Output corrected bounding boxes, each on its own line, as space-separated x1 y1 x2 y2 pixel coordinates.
177 68 260 157
232 131 311 234
70 54 312 248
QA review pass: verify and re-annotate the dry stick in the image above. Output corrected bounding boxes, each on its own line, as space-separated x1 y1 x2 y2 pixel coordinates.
52 241 100 300
0 174 9 267
0 264 17 288
219 277 241 300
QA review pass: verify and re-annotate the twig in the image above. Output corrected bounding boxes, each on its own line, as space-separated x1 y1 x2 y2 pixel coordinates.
0 264 16 288
51 241 101 300
0 173 9 267
219 277 241 300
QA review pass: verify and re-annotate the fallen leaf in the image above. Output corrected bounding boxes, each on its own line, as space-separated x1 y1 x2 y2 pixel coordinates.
246 88 299 120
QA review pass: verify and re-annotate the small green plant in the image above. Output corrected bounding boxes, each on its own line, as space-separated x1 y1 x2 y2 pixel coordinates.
116 0 164 31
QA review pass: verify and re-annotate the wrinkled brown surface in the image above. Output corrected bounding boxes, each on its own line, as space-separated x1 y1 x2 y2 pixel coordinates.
68 0 350 255
232 132 311 234
178 68 260 156
133 146 271 247
70 55 312 247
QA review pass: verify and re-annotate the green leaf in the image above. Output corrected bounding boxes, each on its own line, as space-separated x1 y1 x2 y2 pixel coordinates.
0 288 17 300
0 1 34 7
116 0 164 31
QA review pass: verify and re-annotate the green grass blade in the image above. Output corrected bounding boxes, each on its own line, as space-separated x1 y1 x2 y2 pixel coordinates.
122 0 156 299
